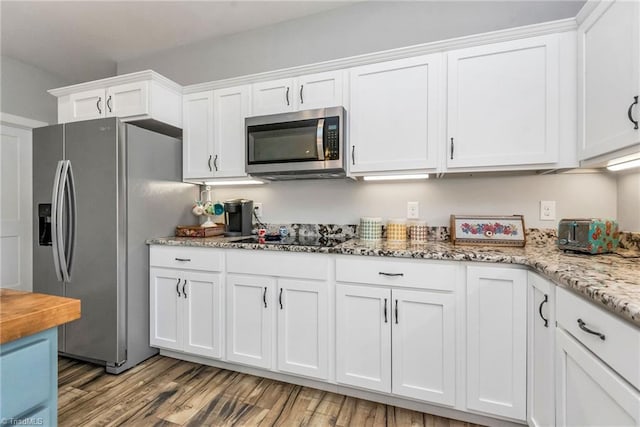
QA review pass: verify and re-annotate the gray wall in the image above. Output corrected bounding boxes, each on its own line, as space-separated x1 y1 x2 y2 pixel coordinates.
618 172 640 232
118 1 583 84
1 55 70 124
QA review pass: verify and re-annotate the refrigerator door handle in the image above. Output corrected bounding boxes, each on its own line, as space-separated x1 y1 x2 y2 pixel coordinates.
50 160 64 282
58 160 72 282
64 161 77 281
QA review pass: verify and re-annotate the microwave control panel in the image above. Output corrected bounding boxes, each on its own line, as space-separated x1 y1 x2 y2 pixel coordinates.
325 116 340 160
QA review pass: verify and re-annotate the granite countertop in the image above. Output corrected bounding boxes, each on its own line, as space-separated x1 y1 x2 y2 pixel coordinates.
0 289 81 344
147 232 640 328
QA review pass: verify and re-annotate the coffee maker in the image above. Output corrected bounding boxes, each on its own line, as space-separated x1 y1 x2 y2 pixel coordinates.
224 199 253 236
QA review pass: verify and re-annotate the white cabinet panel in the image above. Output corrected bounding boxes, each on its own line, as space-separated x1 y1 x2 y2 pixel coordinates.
295 71 344 110
336 284 391 393
556 328 640 426
149 268 182 351
182 91 214 180
527 272 555 427
226 274 274 369
578 0 640 160
68 89 106 122
349 54 441 173
252 78 295 116
213 85 251 178
466 266 527 420
392 289 455 406
106 81 149 118
184 272 223 358
447 35 560 168
277 278 328 380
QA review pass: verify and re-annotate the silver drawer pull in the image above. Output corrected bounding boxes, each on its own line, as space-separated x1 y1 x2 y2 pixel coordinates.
577 318 606 341
175 257 191 262
379 272 403 277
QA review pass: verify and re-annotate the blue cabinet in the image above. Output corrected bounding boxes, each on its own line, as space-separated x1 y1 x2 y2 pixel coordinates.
0 328 57 426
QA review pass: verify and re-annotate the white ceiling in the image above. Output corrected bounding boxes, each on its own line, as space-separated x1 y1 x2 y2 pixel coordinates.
0 1 358 84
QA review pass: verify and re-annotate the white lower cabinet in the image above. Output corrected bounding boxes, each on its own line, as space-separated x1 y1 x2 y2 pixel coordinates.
335 257 457 406
527 272 556 427
225 252 329 381
466 266 527 421
150 268 223 358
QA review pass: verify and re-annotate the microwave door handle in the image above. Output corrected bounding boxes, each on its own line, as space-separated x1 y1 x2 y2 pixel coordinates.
316 119 325 161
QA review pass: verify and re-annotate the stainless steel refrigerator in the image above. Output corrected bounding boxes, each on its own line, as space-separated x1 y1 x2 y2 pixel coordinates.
33 118 196 374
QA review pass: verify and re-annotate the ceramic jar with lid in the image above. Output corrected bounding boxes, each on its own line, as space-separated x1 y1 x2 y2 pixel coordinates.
359 217 382 240
409 220 428 242
387 218 407 241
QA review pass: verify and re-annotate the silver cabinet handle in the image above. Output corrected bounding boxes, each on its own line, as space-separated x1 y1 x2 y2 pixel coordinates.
213 154 218 171
208 155 212 172
351 145 355 165
263 287 267 308
538 294 549 327
300 85 304 104
577 319 605 341
395 299 399 324
96 97 102 114
285 87 290 106
279 287 283 310
176 278 182 297
628 96 638 129
182 280 187 299
106 95 113 113
384 298 388 323
450 138 454 160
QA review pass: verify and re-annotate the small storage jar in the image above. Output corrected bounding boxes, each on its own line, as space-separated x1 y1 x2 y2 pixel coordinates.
359 217 382 240
386 218 407 241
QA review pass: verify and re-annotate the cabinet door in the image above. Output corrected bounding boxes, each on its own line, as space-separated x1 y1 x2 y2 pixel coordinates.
578 0 640 160
252 78 295 116
556 328 640 426
527 273 555 427
349 54 441 173
182 91 214 179
295 71 344 110
391 289 455 406
149 268 182 351
336 284 391 393
466 266 527 420
68 88 106 122
213 85 251 178
447 35 559 168
106 81 149 118
183 272 223 358
277 279 328 380
226 274 274 369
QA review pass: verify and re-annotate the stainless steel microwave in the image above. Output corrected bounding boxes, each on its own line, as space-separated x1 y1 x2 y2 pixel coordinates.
246 106 346 180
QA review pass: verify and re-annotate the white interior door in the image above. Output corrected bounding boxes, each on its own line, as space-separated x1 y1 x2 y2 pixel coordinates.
0 124 32 291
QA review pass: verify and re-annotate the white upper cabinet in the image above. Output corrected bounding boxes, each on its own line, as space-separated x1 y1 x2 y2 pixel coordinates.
251 71 344 116
578 0 640 161
447 35 562 169
50 71 182 129
349 54 442 174
182 85 251 181
182 91 215 180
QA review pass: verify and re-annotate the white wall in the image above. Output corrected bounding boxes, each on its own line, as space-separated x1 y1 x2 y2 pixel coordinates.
0 55 70 124
209 172 617 228
117 1 583 84
617 171 640 232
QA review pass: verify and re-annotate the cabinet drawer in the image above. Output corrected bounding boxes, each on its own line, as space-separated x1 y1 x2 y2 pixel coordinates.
556 287 640 390
227 250 328 280
335 256 456 291
149 246 222 272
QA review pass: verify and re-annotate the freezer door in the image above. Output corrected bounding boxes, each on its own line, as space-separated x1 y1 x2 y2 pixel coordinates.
62 118 126 365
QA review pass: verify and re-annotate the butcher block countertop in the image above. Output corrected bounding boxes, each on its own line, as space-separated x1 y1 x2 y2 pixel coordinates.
0 289 80 344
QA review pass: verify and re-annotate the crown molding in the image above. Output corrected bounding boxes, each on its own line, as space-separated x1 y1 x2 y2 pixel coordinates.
48 70 182 97
0 112 48 129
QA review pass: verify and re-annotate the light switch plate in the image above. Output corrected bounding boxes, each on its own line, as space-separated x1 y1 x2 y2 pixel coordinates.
407 201 419 219
540 200 556 221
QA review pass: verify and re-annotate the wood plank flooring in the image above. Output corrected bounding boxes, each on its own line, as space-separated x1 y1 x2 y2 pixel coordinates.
58 355 485 427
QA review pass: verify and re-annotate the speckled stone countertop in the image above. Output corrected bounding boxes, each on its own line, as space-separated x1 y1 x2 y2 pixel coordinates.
147 230 640 328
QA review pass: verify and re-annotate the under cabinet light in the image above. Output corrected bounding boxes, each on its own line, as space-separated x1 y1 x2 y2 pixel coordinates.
204 179 265 186
606 153 640 172
362 174 429 181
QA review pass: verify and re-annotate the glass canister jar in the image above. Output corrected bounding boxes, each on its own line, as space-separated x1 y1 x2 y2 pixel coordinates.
386 218 407 241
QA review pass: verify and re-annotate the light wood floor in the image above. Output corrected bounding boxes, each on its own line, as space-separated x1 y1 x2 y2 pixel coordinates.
58 355 485 427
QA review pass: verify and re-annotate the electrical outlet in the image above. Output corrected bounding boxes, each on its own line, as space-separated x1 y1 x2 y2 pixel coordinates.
540 200 556 221
254 203 263 218
407 201 419 219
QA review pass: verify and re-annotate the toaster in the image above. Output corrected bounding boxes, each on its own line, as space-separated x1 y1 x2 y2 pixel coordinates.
557 219 619 254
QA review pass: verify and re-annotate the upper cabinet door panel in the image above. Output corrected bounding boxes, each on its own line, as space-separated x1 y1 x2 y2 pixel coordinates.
69 89 106 122
295 71 344 110
349 54 442 173
106 81 149 118
213 85 251 178
578 0 640 160
447 35 560 168
252 78 295 116
182 92 214 179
